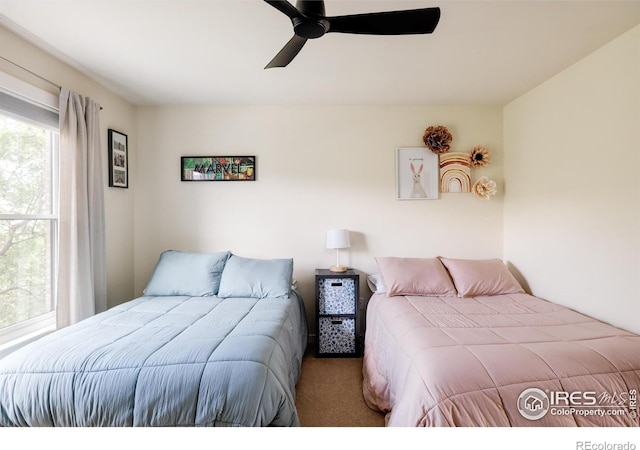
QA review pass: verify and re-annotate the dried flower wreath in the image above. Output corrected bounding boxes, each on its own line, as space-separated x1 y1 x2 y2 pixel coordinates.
470 145 491 168
472 176 497 200
422 125 452 154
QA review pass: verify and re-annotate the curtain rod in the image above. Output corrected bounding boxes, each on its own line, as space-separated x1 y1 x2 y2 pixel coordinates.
0 55 103 110
0 55 61 90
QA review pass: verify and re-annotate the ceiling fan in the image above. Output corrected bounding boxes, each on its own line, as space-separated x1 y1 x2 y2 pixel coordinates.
263 0 441 69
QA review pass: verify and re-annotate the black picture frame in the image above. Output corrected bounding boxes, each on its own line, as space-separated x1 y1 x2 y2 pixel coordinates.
181 156 256 181
108 129 128 188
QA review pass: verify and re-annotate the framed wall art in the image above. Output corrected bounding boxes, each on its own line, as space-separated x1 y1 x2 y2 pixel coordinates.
439 152 471 193
108 129 128 188
395 147 439 200
181 156 256 181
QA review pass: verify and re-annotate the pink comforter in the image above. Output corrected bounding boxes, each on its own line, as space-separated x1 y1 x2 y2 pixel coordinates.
362 293 640 426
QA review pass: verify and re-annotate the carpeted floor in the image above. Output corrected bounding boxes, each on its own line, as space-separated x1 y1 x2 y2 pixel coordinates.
295 346 386 427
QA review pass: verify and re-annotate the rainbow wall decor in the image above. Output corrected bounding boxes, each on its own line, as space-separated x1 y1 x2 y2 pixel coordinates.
439 152 471 193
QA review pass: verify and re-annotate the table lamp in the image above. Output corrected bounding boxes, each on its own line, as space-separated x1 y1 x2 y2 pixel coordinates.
326 229 350 272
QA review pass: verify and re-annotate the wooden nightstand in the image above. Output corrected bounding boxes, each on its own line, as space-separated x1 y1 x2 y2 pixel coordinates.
315 269 360 357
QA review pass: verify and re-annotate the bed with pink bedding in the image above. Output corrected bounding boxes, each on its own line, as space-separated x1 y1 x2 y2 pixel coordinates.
362 257 640 426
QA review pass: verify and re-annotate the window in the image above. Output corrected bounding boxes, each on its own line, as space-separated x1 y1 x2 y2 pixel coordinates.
0 72 59 349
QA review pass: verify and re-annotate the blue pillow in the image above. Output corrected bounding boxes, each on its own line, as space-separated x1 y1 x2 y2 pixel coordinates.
144 250 231 297
217 255 293 299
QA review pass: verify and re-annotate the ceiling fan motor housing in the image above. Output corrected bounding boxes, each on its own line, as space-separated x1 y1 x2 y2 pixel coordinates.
292 16 329 39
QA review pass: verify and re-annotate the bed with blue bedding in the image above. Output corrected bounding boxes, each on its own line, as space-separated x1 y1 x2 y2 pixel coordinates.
0 251 308 427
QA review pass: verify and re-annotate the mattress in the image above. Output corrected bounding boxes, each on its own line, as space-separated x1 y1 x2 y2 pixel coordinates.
0 291 308 427
362 292 640 426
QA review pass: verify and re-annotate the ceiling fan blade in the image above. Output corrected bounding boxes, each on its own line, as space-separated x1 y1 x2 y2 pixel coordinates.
265 35 308 68
264 0 300 19
327 7 441 35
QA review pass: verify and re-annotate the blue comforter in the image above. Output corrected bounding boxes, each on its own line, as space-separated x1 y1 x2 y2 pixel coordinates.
0 292 308 426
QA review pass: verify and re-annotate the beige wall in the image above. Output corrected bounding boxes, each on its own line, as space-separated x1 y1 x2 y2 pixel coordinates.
0 25 137 309
134 106 504 328
503 25 640 334
6 19 637 338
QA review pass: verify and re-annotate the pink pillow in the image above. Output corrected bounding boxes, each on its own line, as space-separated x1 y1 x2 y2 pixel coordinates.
439 258 524 297
374 257 457 297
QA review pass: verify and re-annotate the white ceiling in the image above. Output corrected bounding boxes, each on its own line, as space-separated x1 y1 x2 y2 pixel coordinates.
1 0 639 106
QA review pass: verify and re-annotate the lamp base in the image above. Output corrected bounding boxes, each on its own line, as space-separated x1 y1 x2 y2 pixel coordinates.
329 265 348 273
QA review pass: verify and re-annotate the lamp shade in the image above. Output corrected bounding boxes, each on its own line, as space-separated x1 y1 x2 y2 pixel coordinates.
326 229 350 249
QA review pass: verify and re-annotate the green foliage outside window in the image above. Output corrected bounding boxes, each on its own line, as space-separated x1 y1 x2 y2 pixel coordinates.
0 115 55 329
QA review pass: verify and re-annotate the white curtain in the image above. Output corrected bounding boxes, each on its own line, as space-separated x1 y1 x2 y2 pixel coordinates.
57 88 107 328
